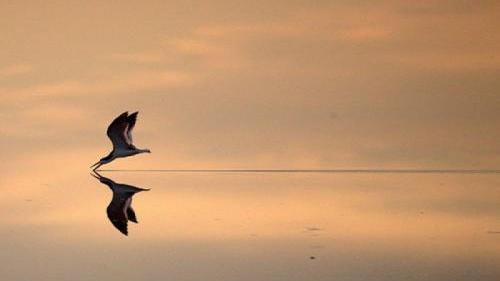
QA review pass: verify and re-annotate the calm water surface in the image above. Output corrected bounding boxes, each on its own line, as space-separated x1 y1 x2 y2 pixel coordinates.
1 171 499 281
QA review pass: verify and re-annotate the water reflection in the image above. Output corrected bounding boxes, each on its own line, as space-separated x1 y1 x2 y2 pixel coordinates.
91 172 150 236
2 171 499 281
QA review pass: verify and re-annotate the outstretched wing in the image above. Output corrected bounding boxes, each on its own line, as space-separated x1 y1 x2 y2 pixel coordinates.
107 212 129 235
126 112 138 146
107 193 133 236
127 205 138 223
106 112 133 150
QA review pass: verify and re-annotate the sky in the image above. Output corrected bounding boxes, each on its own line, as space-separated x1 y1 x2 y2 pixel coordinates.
1 0 499 171
1 3 499 280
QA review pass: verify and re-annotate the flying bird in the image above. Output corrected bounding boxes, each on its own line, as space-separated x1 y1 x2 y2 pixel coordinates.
92 172 150 236
91 111 150 171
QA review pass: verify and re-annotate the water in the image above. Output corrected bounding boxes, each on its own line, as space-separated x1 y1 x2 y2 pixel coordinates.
1 170 499 281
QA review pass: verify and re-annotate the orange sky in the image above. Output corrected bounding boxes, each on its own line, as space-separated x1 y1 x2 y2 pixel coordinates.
1 1 499 171
0 4 499 280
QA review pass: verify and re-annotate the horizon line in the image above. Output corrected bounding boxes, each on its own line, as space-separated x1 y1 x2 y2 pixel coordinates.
95 169 500 174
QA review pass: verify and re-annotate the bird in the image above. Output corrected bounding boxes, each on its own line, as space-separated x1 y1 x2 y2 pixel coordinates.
92 171 150 236
91 111 150 171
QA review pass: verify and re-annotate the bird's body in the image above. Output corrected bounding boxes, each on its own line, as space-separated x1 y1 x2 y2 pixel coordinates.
92 172 149 235
91 111 150 170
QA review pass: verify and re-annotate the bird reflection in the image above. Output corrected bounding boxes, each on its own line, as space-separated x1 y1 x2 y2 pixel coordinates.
92 172 150 236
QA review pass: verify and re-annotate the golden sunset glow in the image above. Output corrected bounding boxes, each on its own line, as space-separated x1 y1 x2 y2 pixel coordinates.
1 1 499 281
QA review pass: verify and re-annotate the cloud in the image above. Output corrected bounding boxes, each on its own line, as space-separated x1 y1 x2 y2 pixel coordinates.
114 2 500 75
110 52 165 64
1 70 192 100
338 26 392 41
386 52 500 72
0 63 33 76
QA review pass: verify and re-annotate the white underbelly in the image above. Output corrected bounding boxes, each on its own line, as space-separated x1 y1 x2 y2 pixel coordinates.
114 149 135 158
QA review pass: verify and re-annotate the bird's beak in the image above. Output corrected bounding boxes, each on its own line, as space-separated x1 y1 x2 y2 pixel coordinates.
90 172 100 180
90 161 102 170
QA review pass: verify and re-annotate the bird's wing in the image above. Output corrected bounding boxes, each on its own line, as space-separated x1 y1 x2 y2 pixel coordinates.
107 213 128 235
122 187 145 223
107 193 132 236
106 112 133 150
98 177 149 236
127 205 138 223
125 112 138 146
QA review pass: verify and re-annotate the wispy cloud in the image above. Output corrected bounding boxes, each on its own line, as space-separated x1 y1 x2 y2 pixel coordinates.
0 63 33 77
1 70 192 100
110 52 166 64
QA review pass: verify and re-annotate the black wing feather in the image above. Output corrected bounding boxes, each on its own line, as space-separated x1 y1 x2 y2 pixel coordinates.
106 111 135 149
127 206 138 223
127 112 138 131
126 112 138 146
107 201 129 236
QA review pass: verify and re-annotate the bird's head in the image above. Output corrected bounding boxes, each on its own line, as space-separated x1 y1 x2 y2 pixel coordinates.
90 152 115 170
